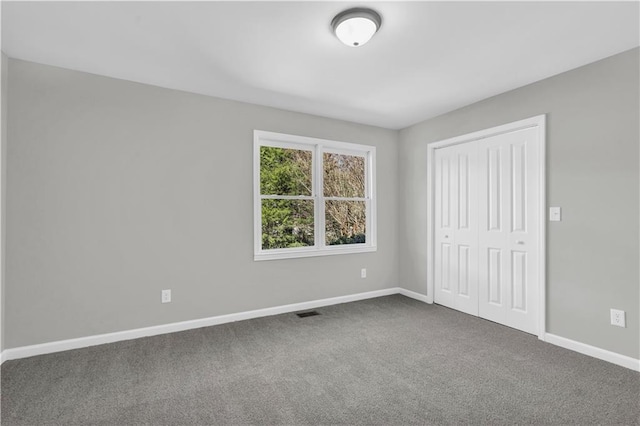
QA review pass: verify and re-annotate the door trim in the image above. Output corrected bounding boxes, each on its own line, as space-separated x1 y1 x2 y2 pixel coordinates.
426 115 546 340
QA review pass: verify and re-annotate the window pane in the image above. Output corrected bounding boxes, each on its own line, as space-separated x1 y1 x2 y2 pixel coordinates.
260 146 312 196
325 200 366 245
262 199 314 249
323 153 365 198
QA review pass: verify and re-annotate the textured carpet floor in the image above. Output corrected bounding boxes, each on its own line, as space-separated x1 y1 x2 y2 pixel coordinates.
1 295 639 425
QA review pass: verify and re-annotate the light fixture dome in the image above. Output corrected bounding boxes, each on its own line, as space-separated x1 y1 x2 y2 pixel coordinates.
331 8 382 47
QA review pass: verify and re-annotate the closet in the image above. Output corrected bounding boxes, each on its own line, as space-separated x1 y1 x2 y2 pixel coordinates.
433 123 542 335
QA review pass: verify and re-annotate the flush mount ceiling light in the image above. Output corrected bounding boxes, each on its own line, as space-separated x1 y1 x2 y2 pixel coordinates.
331 8 382 47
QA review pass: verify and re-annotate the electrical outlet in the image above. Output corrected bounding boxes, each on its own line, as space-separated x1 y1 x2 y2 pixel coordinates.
361 268 367 279
610 309 625 328
162 289 172 304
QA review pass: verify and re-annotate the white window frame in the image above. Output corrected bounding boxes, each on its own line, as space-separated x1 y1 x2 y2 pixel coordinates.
254 130 377 261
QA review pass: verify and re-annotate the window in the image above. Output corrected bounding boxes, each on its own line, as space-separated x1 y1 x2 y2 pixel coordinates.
254 130 376 261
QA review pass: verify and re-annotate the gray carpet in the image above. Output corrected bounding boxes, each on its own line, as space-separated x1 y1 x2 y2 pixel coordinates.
1 295 639 425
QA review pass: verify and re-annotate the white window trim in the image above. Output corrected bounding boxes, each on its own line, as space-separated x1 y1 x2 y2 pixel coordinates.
254 130 377 261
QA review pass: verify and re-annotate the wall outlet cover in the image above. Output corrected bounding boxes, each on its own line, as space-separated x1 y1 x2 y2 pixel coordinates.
610 308 625 328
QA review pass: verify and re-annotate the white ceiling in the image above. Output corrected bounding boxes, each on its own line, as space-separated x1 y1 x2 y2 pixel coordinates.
2 1 639 129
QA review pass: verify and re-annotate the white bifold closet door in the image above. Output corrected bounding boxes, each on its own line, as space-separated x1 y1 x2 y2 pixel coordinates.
434 142 479 316
434 127 539 335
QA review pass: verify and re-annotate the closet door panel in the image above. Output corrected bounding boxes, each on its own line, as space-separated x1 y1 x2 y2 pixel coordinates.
434 146 456 309
478 137 508 325
478 128 539 334
504 128 539 334
451 144 478 315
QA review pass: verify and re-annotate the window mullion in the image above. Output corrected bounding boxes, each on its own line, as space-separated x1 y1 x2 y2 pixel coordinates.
316 145 325 249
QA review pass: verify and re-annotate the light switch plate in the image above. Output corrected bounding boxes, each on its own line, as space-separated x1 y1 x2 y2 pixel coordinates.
550 207 561 222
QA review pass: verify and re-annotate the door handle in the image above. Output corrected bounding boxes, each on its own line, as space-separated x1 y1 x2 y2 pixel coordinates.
516 241 524 245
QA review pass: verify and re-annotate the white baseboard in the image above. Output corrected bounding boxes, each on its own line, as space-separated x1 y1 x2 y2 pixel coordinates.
398 288 430 303
543 333 640 372
1 287 402 363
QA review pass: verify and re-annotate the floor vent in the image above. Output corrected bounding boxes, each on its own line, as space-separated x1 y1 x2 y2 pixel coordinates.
296 311 320 318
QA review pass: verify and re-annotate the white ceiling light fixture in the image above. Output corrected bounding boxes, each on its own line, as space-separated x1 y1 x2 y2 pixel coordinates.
331 8 382 48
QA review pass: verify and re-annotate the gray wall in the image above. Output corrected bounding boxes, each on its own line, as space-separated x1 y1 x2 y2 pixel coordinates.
5 58 399 349
1 53 7 352
399 48 640 359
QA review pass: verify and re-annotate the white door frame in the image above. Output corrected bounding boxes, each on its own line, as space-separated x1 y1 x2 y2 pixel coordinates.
426 115 547 340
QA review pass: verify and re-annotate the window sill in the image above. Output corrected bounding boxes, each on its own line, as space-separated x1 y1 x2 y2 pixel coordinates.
254 245 377 261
